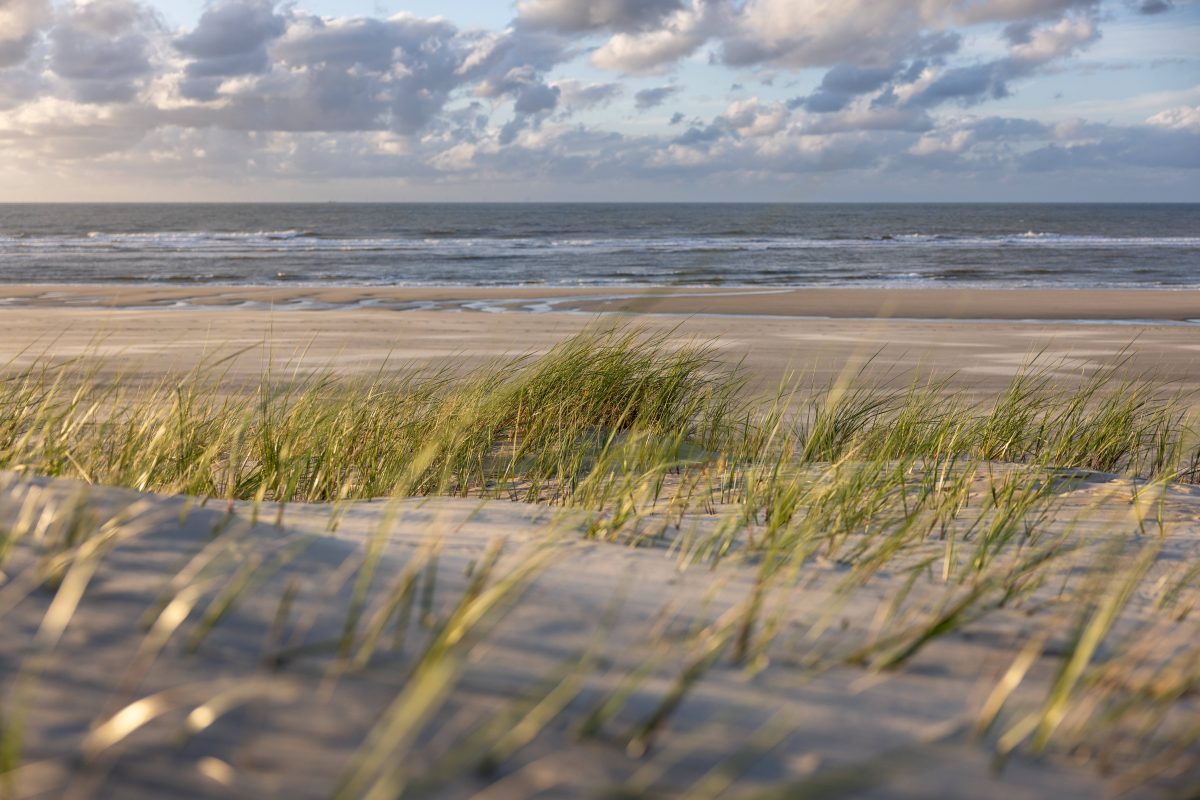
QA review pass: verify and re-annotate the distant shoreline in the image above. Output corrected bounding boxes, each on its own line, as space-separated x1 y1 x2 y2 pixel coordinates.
2 284 1199 323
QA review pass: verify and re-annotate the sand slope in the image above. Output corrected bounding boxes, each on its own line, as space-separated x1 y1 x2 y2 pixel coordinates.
1 471 1197 798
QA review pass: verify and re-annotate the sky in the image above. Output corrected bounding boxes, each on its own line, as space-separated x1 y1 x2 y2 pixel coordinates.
0 0 1197 201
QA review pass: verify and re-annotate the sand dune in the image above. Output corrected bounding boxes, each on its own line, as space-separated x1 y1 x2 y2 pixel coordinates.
1 468 1196 798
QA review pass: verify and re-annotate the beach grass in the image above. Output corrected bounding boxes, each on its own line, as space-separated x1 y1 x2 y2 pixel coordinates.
1 327 1195 507
0 325 1197 796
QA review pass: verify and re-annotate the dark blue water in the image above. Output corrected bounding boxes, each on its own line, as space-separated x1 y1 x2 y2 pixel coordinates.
0 203 1196 287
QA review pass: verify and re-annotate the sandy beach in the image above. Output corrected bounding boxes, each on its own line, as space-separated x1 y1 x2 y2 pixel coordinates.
1 285 1197 797
3 284 1200 320
1 286 1199 395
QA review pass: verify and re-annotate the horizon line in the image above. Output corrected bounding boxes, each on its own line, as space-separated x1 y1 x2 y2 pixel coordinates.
1 200 1198 206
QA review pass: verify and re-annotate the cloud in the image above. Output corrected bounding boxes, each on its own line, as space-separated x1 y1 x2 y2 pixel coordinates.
634 84 679 109
203 13 535 134
174 0 287 99
0 0 1194 199
667 97 790 151
906 13 1097 107
797 64 898 112
967 116 1050 138
517 0 684 32
1019 123 1200 171
774 12 1098 127
953 0 1098 25
555 80 622 109
0 0 49 110
1146 104 1200 131
718 97 789 137
590 0 722 73
722 0 964 69
1132 0 1172 13
908 62 1012 106
672 124 722 146
0 65 40 110
49 0 159 104
661 0 1099 73
468 27 574 117
1007 14 1097 62
0 2 574 145
909 128 973 156
223 24 435 130
513 81 561 114
0 0 51 68
798 104 934 134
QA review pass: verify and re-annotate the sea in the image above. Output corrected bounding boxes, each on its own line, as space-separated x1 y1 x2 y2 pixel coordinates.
0 203 1197 288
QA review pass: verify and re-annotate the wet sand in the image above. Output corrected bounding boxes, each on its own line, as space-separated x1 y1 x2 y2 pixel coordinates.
2 284 1200 321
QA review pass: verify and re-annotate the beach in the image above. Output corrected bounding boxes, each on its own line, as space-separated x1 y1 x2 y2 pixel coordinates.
0 284 1197 797
2 286 1199 393
3 284 1200 319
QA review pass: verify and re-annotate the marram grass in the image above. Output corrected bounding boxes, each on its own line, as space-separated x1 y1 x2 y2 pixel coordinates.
0 327 1196 509
0 326 1198 796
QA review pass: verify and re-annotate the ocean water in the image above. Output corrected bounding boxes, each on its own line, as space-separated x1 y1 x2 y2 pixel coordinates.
0 203 1196 288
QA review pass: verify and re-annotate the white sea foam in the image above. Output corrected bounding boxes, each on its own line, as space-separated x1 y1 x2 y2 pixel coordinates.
84 229 315 242
0 208 1196 289
1 231 1192 251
